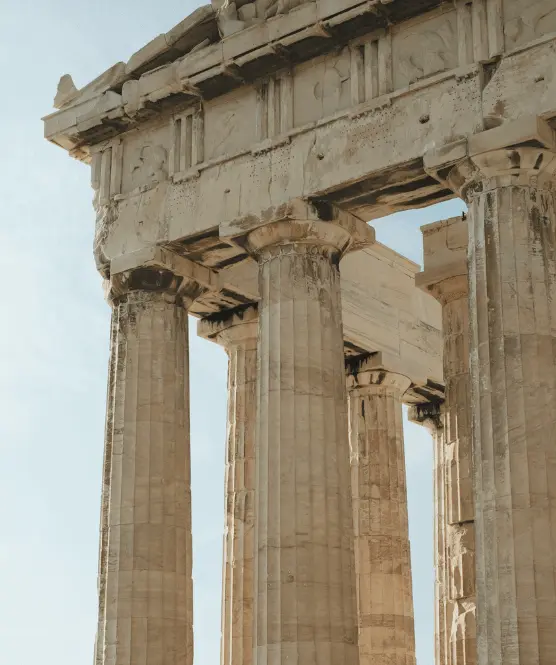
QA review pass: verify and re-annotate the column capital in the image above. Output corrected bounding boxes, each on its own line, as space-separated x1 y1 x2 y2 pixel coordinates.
197 305 258 350
424 115 556 201
416 216 468 305
223 198 375 260
106 245 220 307
407 402 443 432
346 352 411 397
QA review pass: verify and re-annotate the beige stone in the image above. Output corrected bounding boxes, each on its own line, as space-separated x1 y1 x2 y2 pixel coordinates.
198 307 258 665
246 217 362 665
93 250 215 665
44 3 556 664
427 127 556 665
417 216 476 665
347 355 416 665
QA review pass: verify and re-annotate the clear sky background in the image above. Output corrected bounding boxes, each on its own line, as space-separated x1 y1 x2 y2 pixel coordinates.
0 1 465 663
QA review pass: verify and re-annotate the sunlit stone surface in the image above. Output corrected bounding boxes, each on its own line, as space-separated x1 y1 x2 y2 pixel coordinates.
44 1 556 662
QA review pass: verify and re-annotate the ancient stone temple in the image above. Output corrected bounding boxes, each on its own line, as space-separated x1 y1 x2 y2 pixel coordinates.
43 0 556 663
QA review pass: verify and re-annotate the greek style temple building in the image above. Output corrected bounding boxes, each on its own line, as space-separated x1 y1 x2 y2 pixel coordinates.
43 0 556 663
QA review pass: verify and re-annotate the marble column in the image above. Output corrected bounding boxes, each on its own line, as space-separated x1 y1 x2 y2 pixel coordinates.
245 209 372 665
417 217 475 665
198 307 259 665
96 262 203 665
94 305 118 665
439 137 556 665
346 357 416 665
408 404 446 665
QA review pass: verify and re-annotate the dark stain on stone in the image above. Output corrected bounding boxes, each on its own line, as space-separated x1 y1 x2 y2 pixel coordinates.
215 253 248 269
130 267 174 291
409 401 443 428
534 153 544 170
481 57 501 89
220 288 254 305
204 303 257 324
312 199 334 221
508 150 521 170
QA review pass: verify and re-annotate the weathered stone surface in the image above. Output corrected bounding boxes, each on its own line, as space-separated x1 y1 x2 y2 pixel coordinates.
98 273 196 665
417 216 476 665
246 219 360 665
347 355 416 665
427 124 556 665
94 305 118 665
43 3 556 665
198 307 258 665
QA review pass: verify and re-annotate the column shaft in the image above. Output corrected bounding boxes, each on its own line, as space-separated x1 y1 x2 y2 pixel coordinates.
249 222 359 665
101 289 194 665
347 371 416 665
443 289 475 665
418 217 476 665
463 149 556 665
95 310 118 665
220 321 258 665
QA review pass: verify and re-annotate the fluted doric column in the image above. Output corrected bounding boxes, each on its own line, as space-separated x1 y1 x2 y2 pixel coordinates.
198 307 259 665
346 357 416 665
94 250 212 665
95 301 119 665
417 217 475 665
426 121 556 665
244 203 374 665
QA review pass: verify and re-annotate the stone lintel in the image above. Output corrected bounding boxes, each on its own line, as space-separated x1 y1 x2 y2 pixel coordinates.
220 198 376 254
416 216 468 301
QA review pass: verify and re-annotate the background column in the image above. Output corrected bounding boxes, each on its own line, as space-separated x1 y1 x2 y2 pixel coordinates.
346 358 416 665
198 307 258 665
98 262 203 665
246 212 371 665
417 217 476 665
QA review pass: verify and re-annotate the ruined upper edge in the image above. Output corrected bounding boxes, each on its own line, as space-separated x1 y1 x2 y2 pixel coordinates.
43 0 444 159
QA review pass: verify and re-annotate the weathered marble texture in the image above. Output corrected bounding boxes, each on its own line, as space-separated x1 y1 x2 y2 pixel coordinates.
347 366 416 665
216 314 258 665
247 220 359 665
98 286 194 665
442 278 475 665
95 308 118 665
418 217 476 665
449 147 556 665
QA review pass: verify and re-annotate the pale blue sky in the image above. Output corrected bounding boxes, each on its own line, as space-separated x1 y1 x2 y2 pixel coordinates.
0 2 465 663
